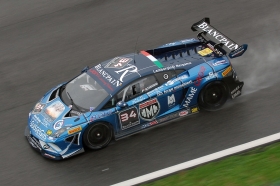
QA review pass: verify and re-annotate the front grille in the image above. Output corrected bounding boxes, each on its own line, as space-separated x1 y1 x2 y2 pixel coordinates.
27 135 42 151
65 134 79 145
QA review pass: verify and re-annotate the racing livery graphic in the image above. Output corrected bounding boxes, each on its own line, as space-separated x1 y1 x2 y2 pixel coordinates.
25 18 247 160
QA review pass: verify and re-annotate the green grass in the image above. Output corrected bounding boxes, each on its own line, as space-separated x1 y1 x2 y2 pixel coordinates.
142 142 280 186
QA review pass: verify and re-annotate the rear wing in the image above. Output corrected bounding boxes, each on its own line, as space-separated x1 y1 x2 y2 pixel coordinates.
191 17 247 58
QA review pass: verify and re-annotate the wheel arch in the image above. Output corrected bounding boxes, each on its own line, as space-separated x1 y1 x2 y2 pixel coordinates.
197 80 229 111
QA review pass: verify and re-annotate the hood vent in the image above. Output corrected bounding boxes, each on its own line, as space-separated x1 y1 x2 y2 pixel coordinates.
65 134 79 145
48 88 59 102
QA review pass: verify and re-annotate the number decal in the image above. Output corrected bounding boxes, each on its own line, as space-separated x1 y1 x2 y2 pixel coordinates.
129 110 136 118
119 107 140 130
120 113 129 122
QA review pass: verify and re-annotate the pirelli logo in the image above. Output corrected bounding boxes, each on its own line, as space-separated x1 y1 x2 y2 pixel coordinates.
68 125 82 135
222 66 232 77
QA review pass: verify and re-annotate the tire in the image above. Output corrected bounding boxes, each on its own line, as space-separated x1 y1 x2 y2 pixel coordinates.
83 122 113 150
198 81 228 111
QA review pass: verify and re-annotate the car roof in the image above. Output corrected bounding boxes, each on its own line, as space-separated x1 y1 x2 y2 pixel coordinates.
87 38 213 94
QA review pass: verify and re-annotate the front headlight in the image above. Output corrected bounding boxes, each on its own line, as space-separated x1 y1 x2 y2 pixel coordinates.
32 102 46 114
51 127 71 138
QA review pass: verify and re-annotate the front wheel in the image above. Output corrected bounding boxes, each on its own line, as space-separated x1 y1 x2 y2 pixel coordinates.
198 81 228 111
83 122 113 150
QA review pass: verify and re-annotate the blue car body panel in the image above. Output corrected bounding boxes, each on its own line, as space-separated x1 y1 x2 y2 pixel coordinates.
25 19 247 160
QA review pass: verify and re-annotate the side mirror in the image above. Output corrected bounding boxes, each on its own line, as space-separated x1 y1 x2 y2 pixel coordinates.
116 101 128 110
81 66 89 73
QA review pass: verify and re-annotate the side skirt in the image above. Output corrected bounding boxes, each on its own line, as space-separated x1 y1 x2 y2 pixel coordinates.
115 106 200 140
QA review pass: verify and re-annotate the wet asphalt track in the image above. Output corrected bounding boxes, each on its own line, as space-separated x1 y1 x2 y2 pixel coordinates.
1 0 280 185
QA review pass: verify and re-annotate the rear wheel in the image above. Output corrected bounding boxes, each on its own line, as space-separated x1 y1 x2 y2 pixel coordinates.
83 122 113 150
198 81 228 111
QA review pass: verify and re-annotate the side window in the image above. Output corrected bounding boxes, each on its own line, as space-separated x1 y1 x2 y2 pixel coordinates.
120 75 158 101
175 69 185 76
154 70 177 85
154 70 186 85
102 75 158 109
102 97 117 109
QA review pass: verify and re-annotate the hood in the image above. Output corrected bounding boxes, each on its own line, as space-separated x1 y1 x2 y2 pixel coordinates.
29 96 87 142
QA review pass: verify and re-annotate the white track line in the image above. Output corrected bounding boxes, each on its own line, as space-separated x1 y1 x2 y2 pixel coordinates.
112 132 280 186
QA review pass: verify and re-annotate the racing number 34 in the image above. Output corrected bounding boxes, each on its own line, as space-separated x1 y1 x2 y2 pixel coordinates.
119 107 140 130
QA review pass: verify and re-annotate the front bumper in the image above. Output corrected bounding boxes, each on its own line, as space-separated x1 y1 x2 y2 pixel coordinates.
25 126 84 160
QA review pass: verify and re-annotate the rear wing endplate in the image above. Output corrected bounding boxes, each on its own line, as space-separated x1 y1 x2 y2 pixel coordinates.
191 17 247 58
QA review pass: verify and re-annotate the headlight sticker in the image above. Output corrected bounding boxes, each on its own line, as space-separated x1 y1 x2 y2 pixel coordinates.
53 120 64 130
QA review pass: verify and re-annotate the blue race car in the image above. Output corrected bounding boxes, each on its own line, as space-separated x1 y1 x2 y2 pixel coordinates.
25 18 248 160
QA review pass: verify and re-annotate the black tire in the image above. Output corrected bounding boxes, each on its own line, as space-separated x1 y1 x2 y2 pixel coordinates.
198 81 228 111
83 122 113 150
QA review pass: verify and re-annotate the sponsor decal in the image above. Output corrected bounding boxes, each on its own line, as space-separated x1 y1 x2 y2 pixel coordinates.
90 116 94 122
163 74 169 79
46 130 52 136
196 22 239 50
142 82 158 93
44 101 65 121
181 38 196 43
89 68 115 91
231 85 240 95
164 88 174 94
68 125 82 135
179 110 188 116
132 95 146 104
105 57 132 69
30 120 47 140
94 63 139 87
33 115 49 128
175 62 192 68
142 120 158 128
119 107 140 130
229 45 246 58
222 66 232 77
231 85 242 99
147 86 164 97
115 65 139 83
33 103 45 113
206 72 218 81
183 87 197 108
212 60 227 66
27 136 42 150
90 110 114 122
191 107 199 113
194 66 206 86
165 75 188 86
198 48 213 56
53 120 64 130
70 110 82 116
232 90 241 99
174 80 192 90
167 94 176 107
44 153 56 159
89 110 114 122
153 65 175 73
139 98 160 121
43 145 50 149
150 120 158 125
164 42 176 46
80 84 95 91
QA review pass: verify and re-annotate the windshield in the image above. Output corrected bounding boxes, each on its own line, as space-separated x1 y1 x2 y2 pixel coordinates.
60 73 109 111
